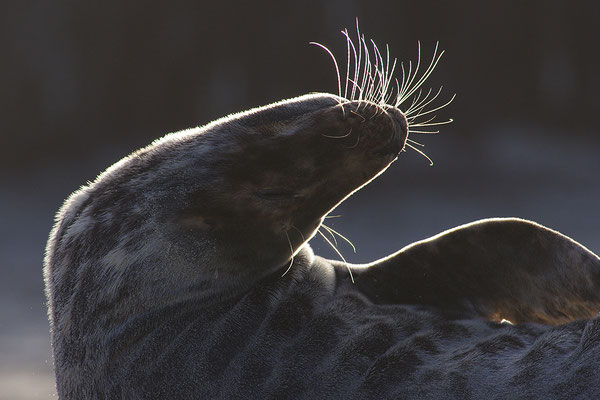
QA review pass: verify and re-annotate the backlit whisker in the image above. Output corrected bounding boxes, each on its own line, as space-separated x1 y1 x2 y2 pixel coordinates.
320 224 339 247
407 93 457 121
397 41 421 104
406 142 434 166
408 129 440 134
310 42 342 104
400 42 442 104
281 231 295 277
321 223 357 253
318 230 354 283
410 118 454 127
406 138 425 147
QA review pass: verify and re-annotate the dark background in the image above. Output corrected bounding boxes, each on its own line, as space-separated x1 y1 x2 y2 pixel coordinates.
1 1 599 397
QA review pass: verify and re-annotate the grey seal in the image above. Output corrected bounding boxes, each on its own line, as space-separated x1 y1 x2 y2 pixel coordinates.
44 30 600 399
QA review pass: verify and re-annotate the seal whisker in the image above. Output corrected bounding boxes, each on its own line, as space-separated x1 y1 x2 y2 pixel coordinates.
407 93 457 121
355 19 363 102
408 129 440 134
309 41 344 110
404 88 426 116
290 224 307 243
350 109 366 123
312 24 453 162
409 118 454 128
406 87 436 116
321 223 356 253
320 224 339 247
360 34 373 104
380 43 391 104
370 39 386 105
406 142 434 166
399 61 408 102
383 54 398 105
346 132 362 149
389 77 401 107
408 113 437 125
382 44 392 102
397 42 421 105
347 79 364 101
398 42 439 105
358 34 367 102
281 231 295 278
362 34 372 103
383 68 398 106
400 44 447 109
341 29 359 102
317 230 354 283
343 30 351 101
406 138 425 147
322 127 352 139
406 89 447 123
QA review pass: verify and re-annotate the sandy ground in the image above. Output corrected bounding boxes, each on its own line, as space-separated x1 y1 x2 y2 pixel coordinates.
1 125 598 398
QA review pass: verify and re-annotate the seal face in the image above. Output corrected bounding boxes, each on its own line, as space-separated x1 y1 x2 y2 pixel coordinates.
44 31 600 399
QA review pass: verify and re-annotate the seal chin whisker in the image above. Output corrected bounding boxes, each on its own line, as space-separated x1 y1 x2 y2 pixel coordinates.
289 224 306 243
317 229 355 283
281 230 295 278
320 224 339 247
408 129 440 135
321 223 356 253
409 118 454 128
405 142 434 166
406 138 425 147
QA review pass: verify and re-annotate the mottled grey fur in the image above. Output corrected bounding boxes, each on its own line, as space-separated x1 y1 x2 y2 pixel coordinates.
45 93 600 399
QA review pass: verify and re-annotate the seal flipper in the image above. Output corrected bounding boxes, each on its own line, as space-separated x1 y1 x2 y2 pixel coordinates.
352 218 600 325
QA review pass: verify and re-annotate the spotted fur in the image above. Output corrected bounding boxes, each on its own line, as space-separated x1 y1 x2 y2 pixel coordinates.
45 27 600 398
44 91 600 399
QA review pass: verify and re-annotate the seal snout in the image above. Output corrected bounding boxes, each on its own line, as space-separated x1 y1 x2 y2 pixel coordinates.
371 106 408 158
387 107 409 137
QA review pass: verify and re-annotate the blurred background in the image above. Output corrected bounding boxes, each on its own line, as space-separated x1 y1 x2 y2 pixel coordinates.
1 0 599 398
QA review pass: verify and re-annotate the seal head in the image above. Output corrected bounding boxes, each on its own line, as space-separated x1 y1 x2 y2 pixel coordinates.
143 94 407 282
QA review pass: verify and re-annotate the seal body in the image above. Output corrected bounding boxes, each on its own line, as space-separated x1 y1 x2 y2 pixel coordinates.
44 93 600 399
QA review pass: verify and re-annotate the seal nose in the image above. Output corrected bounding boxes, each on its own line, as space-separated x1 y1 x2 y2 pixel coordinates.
384 106 409 152
385 106 408 139
371 106 408 157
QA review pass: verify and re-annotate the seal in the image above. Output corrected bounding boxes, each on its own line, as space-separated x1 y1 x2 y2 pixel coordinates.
44 28 600 399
